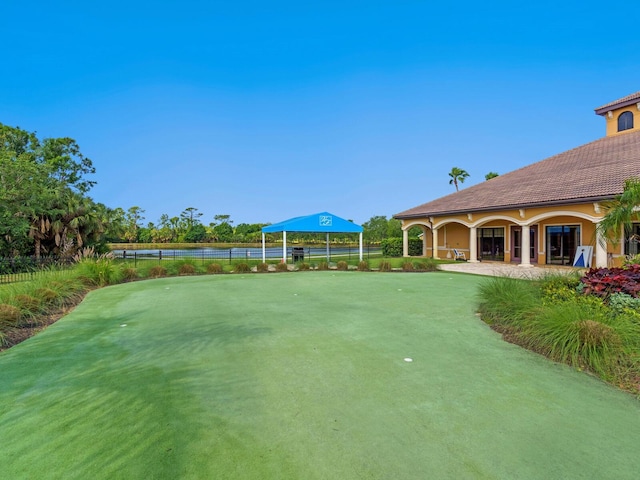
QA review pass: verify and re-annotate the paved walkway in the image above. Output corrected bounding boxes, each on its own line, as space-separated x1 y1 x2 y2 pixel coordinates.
438 261 584 279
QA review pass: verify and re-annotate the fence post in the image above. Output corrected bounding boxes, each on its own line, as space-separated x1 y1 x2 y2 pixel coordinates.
159 250 163 263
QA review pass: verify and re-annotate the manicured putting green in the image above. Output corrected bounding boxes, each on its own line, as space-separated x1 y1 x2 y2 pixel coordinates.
1 272 640 479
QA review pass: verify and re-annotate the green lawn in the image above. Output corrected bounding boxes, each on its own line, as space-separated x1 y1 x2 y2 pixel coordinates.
1 272 640 479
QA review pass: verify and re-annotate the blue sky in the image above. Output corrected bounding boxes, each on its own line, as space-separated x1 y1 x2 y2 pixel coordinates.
2 1 639 226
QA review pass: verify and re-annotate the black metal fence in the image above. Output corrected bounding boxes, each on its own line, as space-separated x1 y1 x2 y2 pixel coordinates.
0 256 73 285
111 245 381 266
0 245 382 284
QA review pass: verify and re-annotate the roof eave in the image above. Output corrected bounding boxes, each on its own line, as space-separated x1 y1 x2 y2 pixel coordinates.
394 195 616 220
595 99 640 115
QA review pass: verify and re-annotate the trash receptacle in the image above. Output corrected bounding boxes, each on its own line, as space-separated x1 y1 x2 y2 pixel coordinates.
292 247 304 262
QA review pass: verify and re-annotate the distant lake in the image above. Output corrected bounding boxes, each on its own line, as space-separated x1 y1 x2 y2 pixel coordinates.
111 246 379 262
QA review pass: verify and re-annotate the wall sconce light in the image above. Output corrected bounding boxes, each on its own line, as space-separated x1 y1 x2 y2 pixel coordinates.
607 111 613 119
637 102 640 111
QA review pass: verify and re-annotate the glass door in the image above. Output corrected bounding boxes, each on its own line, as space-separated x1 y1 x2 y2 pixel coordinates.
511 226 537 263
546 225 580 265
477 228 505 261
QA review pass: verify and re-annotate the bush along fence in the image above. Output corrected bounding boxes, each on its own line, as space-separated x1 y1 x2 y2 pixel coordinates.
110 245 382 267
0 256 73 285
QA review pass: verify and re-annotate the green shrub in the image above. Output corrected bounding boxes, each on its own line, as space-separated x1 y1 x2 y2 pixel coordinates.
206 263 224 274
275 262 289 272
623 254 640 267
357 260 370 271
75 257 123 287
336 261 349 271
408 239 423 256
538 273 583 305
380 238 422 256
609 292 640 312
381 238 402 257
149 265 167 278
378 261 392 272
233 262 251 273
256 262 269 273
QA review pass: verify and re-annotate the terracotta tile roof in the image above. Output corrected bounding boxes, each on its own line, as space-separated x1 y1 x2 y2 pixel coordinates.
395 129 640 219
595 91 640 114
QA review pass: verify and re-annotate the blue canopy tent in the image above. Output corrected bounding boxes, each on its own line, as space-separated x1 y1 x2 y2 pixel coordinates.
261 212 363 263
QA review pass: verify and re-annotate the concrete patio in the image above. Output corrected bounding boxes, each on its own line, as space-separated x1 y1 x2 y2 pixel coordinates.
438 261 584 279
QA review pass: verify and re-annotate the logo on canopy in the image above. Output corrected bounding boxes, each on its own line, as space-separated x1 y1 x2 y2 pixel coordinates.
319 215 333 227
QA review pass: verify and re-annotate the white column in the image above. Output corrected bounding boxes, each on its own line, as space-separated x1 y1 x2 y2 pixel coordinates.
402 229 409 257
432 227 439 259
262 232 266 262
422 228 428 257
595 225 608 268
282 231 287 263
469 227 478 262
519 225 532 267
359 232 363 261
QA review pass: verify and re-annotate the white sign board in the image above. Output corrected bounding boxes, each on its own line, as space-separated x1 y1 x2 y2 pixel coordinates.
572 245 593 268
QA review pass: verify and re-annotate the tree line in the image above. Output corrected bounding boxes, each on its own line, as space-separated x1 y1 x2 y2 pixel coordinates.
0 123 409 257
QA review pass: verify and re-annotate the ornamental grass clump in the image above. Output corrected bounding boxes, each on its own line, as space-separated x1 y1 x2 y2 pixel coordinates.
317 261 329 271
402 261 414 272
297 262 311 271
413 259 438 272
178 262 197 276
148 265 167 278
233 262 251 273
275 262 289 272
75 255 122 287
520 301 638 378
206 263 224 274
0 304 21 327
477 276 540 327
122 267 139 282
256 262 269 273
378 261 392 272
336 261 349 271
357 260 370 271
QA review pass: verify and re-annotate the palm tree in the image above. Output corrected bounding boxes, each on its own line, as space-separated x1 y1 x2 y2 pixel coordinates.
448 167 470 191
485 172 499 180
597 177 640 247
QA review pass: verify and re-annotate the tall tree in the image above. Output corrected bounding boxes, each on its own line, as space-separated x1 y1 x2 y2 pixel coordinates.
362 216 390 243
180 207 203 229
485 172 499 180
124 206 145 243
597 177 640 247
0 123 97 256
448 167 469 191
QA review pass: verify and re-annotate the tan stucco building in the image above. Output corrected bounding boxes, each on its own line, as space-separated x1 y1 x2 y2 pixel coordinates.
394 91 640 268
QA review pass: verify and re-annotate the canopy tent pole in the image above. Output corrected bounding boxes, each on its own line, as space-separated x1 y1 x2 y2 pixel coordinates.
326 233 330 261
262 232 266 263
359 232 363 261
282 231 287 263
